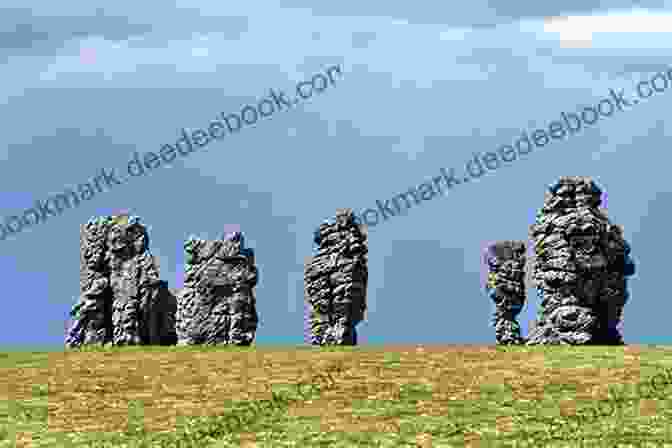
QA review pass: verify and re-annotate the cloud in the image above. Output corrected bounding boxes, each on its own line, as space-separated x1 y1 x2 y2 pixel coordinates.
0 7 153 52
543 9 672 48
269 0 648 28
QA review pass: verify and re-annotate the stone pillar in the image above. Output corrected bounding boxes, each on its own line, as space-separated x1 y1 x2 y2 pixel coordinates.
304 209 367 346
525 177 630 345
66 214 176 348
484 241 527 345
176 231 258 346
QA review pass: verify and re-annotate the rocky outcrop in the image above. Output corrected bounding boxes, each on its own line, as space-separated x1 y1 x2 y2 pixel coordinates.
484 177 636 346
175 231 258 346
525 177 632 345
484 241 527 345
486 177 635 345
66 214 177 348
66 178 635 349
304 209 367 345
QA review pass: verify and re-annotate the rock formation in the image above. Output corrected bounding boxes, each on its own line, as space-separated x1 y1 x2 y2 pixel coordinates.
526 177 635 345
304 209 368 345
66 214 177 348
175 231 258 346
484 241 527 345
65 177 635 349
484 177 636 346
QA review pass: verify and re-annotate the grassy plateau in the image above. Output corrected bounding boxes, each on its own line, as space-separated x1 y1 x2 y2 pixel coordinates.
1 344 672 447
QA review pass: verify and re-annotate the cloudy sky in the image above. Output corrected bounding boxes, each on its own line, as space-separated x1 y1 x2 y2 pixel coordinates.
1 1 671 349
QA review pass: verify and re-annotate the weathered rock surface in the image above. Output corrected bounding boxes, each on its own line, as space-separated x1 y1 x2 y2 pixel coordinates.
304 209 367 345
66 214 177 348
484 241 527 345
591 223 635 344
176 231 258 346
524 177 635 345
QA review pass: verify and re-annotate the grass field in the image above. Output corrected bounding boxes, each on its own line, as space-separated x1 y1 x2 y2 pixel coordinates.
1 344 672 447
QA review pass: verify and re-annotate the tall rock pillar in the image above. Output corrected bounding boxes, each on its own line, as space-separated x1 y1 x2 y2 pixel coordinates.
304 209 367 345
525 177 634 345
484 241 527 345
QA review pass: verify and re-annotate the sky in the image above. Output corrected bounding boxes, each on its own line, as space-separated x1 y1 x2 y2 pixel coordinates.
1 1 671 349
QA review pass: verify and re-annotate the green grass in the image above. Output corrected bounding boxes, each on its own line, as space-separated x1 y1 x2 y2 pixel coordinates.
1 344 672 447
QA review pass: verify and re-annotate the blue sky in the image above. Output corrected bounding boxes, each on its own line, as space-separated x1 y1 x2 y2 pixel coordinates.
1 1 671 349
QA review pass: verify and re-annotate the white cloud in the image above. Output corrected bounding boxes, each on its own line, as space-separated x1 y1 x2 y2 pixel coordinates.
543 9 672 48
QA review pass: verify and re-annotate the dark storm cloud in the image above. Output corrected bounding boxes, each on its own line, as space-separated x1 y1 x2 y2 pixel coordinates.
0 6 249 63
0 7 154 51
